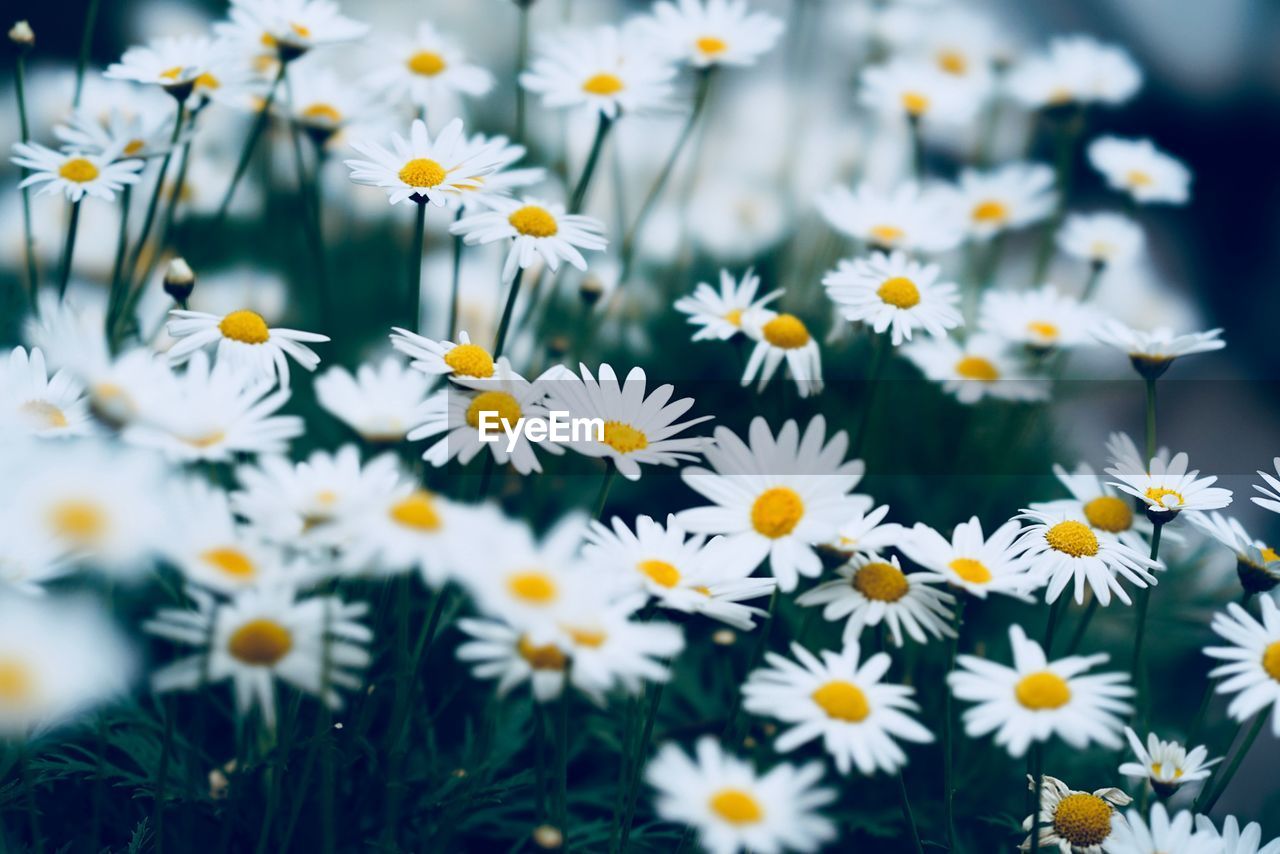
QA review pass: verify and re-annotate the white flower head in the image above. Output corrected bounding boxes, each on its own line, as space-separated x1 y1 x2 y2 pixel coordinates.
1107 803 1222 854
1193 815 1280 854
901 517 1039 600
451 196 608 283
521 25 676 119
1118 727 1219 796
0 346 95 439
1088 136 1191 205
957 162 1057 240
980 285 1099 351
638 0 784 68
165 307 329 386
1014 508 1161 607
220 0 368 58
1204 597 1280 737
364 20 493 110
740 309 824 397
823 250 963 346
675 268 783 341
1106 451 1233 517
1007 35 1141 109
10 142 143 203
345 118 505 208
55 103 176 161
1031 461 1157 554
859 57 983 127
797 554 956 647
1057 212 1145 269
104 34 229 92
901 334 1050 404
1020 775 1132 853
1253 457 1280 517
315 356 430 443
816 181 964 253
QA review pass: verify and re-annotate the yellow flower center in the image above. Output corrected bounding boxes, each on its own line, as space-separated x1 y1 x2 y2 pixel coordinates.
59 158 100 183
696 36 729 55
1262 641 1280 682
201 547 257 580
811 679 870 722
877 276 921 309
901 91 930 116
465 391 522 430
1144 486 1184 509
508 571 558 604
949 558 992 584
1015 670 1072 710
870 224 904 246
1027 321 1060 341
195 72 220 91
853 561 910 602
0 659 32 703
183 431 227 449
443 343 495 377
582 72 625 95
302 102 342 123
1047 88 1074 106
218 310 270 344
398 157 447 188
517 636 566 670
954 356 999 381
1052 793 1113 848
937 49 968 75
1045 520 1099 558
708 789 764 825
123 139 145 156
761 314 811 349
389 491 442 531
508 205 559 237
407 50 447 76
724 308 743 327
565 626 607 648
159 66 184 81
971 199 1009 223
750 487 805 539
1127 170 1154 188
602 421 648 454
638 559 680 588
227 618 293 666
290 22 311 39
20 400 68 429
48 500 106 544
1083 496 1133 533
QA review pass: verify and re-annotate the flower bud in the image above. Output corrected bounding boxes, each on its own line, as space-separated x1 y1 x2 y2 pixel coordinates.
163 257 196 304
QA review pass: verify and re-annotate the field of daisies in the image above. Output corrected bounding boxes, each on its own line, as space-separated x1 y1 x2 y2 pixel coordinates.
3 0 1279 851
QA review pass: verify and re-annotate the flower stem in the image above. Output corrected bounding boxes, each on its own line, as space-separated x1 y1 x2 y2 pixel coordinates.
492 267 526 359
514 2 531 145
56 199 83 299
1080 260 1105 301
448 209 465 338
943 599 966 851
1042 591 1067 654
616 678 664 852
284 81 332 328
593 462 617 520
568 113 613 214
722 590 779 743
907 115 925 180
1131 520 1164 725
1144 377 1158 464
1031 106 1086 283
1194 711 1266 814
1029 745 1044 854
73 0 101 109
896 770 924 854
105 186 132 341
851 332 889 458
1064 596 1099 654
20 744 44 854
133 100 208 300
154 697 174 853
13 49 39 303
215 62 287 223
554 682 572 838
408 200 427 332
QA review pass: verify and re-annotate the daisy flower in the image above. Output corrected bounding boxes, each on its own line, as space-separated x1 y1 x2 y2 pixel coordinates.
1058 212 1145 270
444 133 545 214
1014 508 1160 607
1021 775 1132 853
674 268 783 341
1251 458 1280 518
1204 596 1280 737
912 7 1007 84
645 737 837 854
1194 815 1280 854
1088 137 1191 205
957 162 1057 240
520 26 676 119
363 20 493 110
950 624 1134 758
455 617 570 704
344 117 502 207
822 250 962 346
0 509 72 595
103 34 228 93
1033 462 1158 554
1093 320 1224 379
337 483 479 588
901 517 1038 600
1106 451 1233 517
859 57 983 127
55 104 176 160
797 554 956 647
739 309 824 397
0 346 94 438
980 285 1099 351
1007 35 1141 109
315 356 430 443
10 142 143 202
221 0 368 58
742 640 933 776
816 181 964 253
546 362 711 481
1188 511 1280 595
677 416 872 592
165 307 329 386
638 0 784 68
823 503 908 561
1107 803 1220 854
1118 727 1219 798
450 196 608 284
390 328 496 380
146 585 371 729
901 334 1050 404
277 64 372 143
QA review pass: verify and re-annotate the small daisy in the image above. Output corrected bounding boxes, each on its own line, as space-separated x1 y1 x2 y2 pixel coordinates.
980 285 1099 351
445 133 545 214
1088 137 1191 205
742 640 934 776
901 334 1050 404
10 142 143 203
740 309 824 397
455 617 570 703
1194 815 1280 854
165 307 329 386
55 104 176 160
337 482 479 587
859 57 983 127
1106 803 1221 854
1252 458 1280 516
146 585 371 729
0 510 72 595
901 517 1038 600
816 181 964 253
0 346 94 438
1021 775 1132 853
1093 320 1224 379
638 0 784 68
104 34 229 93
797 554 956 647
450 196 608 283
345 117 502 207
957 162 1057 240
364 20 493 110
645 737 837 854
547 362 711 481
950 624 1134 758
1106 451 1233 517
912 7 1007 84
221 0 368 58
1058 212 1145 270
677 416 872 592
1014 508 1160 607
1032 462 1156 554
277 64 372 143
390 328 496 380
1188 511 1280 595
315 356 430 443
520 26 676 119
675 268 783 341
1007 35 1141 109
1204 596 1280 737
824 503 908 561
822 250 962 346
1118 727 1219 798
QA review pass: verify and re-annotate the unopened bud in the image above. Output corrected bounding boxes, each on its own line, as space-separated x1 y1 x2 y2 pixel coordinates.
163 257 196 304
546 335 570 359
579 275 605 307
532 825 563 849
9 20 34 47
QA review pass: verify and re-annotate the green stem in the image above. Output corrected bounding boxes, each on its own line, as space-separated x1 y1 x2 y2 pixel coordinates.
1064 596 1099 654
568 113 613 214
14 52 38 303
896 771 924 854
1080 260 1105 301
1042 593 1067 655
722 590 779 742
555 681 571 840
215 62 287 223
1029 744 1044 854
1144 378 1157 464
1031 106 1085 283
105 186 132 341
943 599 966 851
1186 679 1214 745
593 462 617 520
515 2 530 145
133 100 207 300
448 209 465 338
154 699 174 854
616 679 665 853
73 0 101 109
21 746 44 854
534 702 548 819
1194 712 1266 814
408 200 427 331
492 267 526 359
1131 521 1164 723
907 115 925 181
851 333 889 458
56 199 83 298
284 82 332 328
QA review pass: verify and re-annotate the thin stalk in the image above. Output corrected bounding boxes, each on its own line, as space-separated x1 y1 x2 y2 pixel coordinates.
284 82 332 328
1042 592 1067 654
534 703 548 819
1029 745 1044 854
1080 260 1105 301
105 186 132 337
1186 679 1214 745
20 746 44 854
14 50 39 302
907 115 925 180
215 62 287 223
1065 596 1099 654
722 591 779 742
616 678 665 852
1131 521 1164 722
514 2 531 145
448 209 465 337
896 771 924 854
492 267 526 359
1144 378 1158 464
56 199 83 298
154 698 174 854
554 681 571 839
134 100 208 294
1031 106 1086 283
943 598 966 851
73 0 101 109
851 333 889 458
568 113 613 214
408 200 427 331
1194 712 1266 814
593 462 617 520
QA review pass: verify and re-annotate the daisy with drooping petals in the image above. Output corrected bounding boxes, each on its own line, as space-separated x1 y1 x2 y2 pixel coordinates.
1014 508 1160 607
1007 35 1141 109
1118 727 1219 797
1058 212 1145 270
823 503 908 561
345 118 502 207
390 328 495 380
639 0 783 68
902 333 1050 404
797 554 957 647
675 268 783 341
1021 775 1132 853
221 0 368 58
104 34 229 93
1204 596 1280 737
1031 462 1157 554
1194 815 1280 854
165 307 329 386
337 482 479 587
950 624 1134 758
1088 137 1191 205
957 162 1057 240
677 416 871 592
739 309 824 397
1106 803 1220 854
1254 458 1280 516
1188 511 1280 595
1106 451 1232 517
822 251 962 346
742 641 933 776
364 20 493 110
315 357 430 443
816 181 964 253
859 58 983 127
520 26 676 119
902 517 1038 600
10 142 143 203
645 737 837 854
1093 320 1224 378
450 196 608 283
0 346 94 438
980 285 1099 351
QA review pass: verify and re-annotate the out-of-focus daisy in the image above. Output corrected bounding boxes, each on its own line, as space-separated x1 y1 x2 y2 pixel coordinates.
390 328 495 381
902 517 1037 600
451 196 608 283
1204 596 1280 737
1058 212 1145 270
146 585 371 729
901 334 1049 404
816 181 963 253
520 26 676 119
337 482 477 587
950 624 1133 758
1021 775 1132 853
345 118 501 207
1188 511 1280 595
957 162 1056 240
1093 320 1224 379
166 307 329 386
1032 462 1156 554
162 480 293 594
1007 35 1141 109
455 617 570 703
277 64 371 144
859 57 983 127
1107 803 1220 854
678 416 871 592
1107 432 1170 481
645 737 836 854
364 20 493 109
1118 727 1219 798
10 142 143 203
912 7 1006 85
822 250 962 346
638 0 784 68
675 268 782 341
1014 508 1159 607
55 104 175 160
743 640 933 776
221 0 368 58
1106 451 1232 517
444 133 544 214
1254 458 1280 516
0 346 94 438
0 510 72 595
739 309 824 397
822 503 907 562
315 357 430 443
1088 137 1191 205
547 362 711 481
1194 815 1280 854
797 554 956 647
980 285 1098 352
104 34 228 93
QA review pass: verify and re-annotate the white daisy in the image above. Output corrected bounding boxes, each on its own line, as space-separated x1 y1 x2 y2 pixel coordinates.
1194 815 1280 854
520 25 676 119
344 117 502 207
797 554 956 647
450 196 608 284
1093 320 1224 377
1007 35 1141 109
1021 775 1132 853
911 7 1007 84
10 142 144 202
1204 596 1280 737
277 63 373 142
901 334 1050 404
1014 508 1160 607
390 328 495 381
444 133 545 214
103 34 229 93
1187 511 1280 595
901 516 1038 600
675 268 783 341
549 594 686 704
0 346 94 439
638 0 784 69
980 285 1099 351
822 250 963 346
816 181 964 253
1254 458 1280 516
957 162 1057 240
1117 727 1219 797
1106 451 1233 517
1106 803 1221 854
0 509 72 595
55 104 176 160
1088 137 1191 205
315 356 430 443
739 309 824 397
859 57 983 127
1058 212 1145 270
824 503 909 561
165 307 329 386
220 0 368 58
455 617 570 704
1031 461 1157 554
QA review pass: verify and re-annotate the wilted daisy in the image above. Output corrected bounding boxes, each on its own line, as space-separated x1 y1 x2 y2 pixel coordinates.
949 624 1134 758
740 309 824 397
337 483 478 587
1254 458 1280 516
364 19 493 110
901 334 1050 404
1014 508 1160 607
1188 511 1280 595
221 0 368 58
980 285 1098 351
315 357 430 443
639 0 783 68
797 554 956 647
520 26 676 119
1194 815 1280 854
957 162 1057 240
103 34 228 92
0 346 94 438
391 328 495 381
1093 320 1225 378
675 268 783 341
1106 451 1233 517
645 737 836 854
902 517 1038 599
55 104 176 160
345 118 501 207
1020 775 1132 853
147 585 371 729
1088 137 1191 205
822 250 963 346
10 142 143 202
1058 212 1145 270
166 307 329 386
450 196 608 283
1107 803 1220 854
742 641 933 776
1007 35 1141 109
1118 727 1219 797
816 181 964 253
859 57 983 127
162 479 293 594
678 416 871 592
1204 596 1280 737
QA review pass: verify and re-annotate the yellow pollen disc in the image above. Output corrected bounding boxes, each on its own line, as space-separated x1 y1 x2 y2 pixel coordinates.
517 636 566 670
1144 486 1184 509
407 50 448 76
183 431 226 449
566 626 606 648
201 547 257 579
48 500 106 544
1047 88 1074 106
290 22 311 38
508 205 559 237
971 199 1009 223
0 659 33 703
696 36 729 55
316 490 338 505
811 680 870 722
708 789 764 825
465 391 522 430
901 91 930 116
949 557 992 584
955 355 999 381
582 72 625 95
870 224 904 246
1052 793 1113 847
195 72 220 91
508 571 558 604
398 157 447 188
227 619 293 666
1262 641 1280 682
1027 321 1060 341
602 421 648 454
693 585 712 596
853 561 909 602
123 139 145 156
1127 170 1154 188
59 158 100 183
1015 670 1072 710
1083 496 1133 533
159 66 184 81
218 309 270 344
1261 546 1280 563
877 276 921 309
389 491 442 531
937 49 968 75
260 32 278 48
638 559 680 588
1045 520 1099 557
761 314 811 349
21 400 68 429
1151 761 1163 777
751 487 805 539
302 103 342 123
443 343 495 377
724 308 743 327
